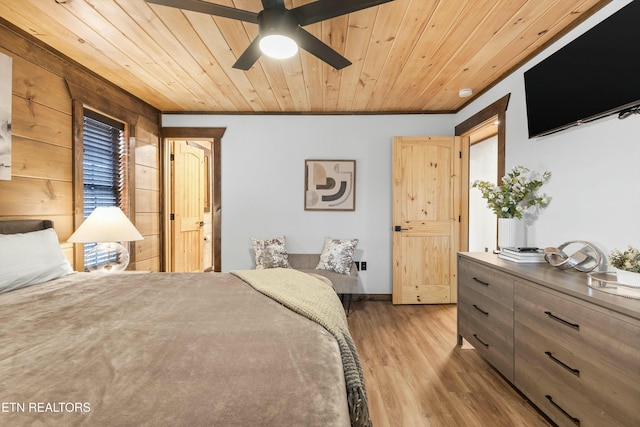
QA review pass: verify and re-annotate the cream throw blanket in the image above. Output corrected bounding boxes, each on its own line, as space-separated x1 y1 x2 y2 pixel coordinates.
231 268 371 427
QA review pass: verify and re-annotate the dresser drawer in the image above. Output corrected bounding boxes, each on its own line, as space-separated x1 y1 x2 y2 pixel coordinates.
515 319 640 427
458 257 513 308
515 280 640 427
458 298 514 381
458 284 514 345
514 280 640 372
515 349 622 427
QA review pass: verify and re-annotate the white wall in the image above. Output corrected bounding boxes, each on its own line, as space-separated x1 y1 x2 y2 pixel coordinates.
162 114 454 293
457 0 639 260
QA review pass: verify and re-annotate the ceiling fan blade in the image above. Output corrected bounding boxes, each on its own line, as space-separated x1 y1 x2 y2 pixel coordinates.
292 0 394 26
232 36 262 70
295 27 351 70
146 0 259 24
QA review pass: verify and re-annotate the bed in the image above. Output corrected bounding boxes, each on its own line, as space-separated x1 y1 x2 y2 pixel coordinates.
0 220 369 426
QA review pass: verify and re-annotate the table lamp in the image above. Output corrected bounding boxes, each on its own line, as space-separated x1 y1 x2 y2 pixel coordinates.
68 206 144 273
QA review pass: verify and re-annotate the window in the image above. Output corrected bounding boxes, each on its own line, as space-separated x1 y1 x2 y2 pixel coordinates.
82 109 128 270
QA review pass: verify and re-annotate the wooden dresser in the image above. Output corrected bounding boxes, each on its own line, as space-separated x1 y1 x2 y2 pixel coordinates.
457 252 640 427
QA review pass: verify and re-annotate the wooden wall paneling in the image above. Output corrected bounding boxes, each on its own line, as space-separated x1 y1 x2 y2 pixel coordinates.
135 141 158 169
135 189 160 214
134 114 161 270
134 164 159 192
62 246 74 267
0 177 72 216
12 96 72 147
135 234 159 260
11 136 72 181
8 50 71 114
126 132 137 268
134 257 160 273
0 20 161 273
135 234 160 269
71 100 84 271
135 212 160 237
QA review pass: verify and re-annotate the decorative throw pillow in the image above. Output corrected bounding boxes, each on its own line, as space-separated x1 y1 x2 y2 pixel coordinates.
0 228 74 293
316 237 358 276
251 236 290 269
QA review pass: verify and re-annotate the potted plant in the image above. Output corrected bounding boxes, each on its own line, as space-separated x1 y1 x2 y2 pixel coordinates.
472 165 551 249
609 246 640 286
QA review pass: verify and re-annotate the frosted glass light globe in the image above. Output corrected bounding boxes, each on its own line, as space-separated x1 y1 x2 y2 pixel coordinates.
85 242 129 273
259 35 298 59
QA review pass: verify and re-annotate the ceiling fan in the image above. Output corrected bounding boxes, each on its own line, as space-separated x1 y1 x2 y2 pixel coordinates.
146 0 394 70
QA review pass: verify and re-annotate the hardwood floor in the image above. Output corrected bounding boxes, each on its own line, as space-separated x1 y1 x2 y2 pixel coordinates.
347 301 551 427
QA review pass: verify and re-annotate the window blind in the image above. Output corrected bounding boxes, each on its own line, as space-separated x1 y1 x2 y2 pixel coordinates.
82 111 126 270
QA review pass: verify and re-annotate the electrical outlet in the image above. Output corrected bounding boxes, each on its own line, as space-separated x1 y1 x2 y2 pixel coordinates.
361 261 367 271
354 261 360 270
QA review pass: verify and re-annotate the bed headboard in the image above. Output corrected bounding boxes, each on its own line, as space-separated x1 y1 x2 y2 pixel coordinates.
0 220 54 234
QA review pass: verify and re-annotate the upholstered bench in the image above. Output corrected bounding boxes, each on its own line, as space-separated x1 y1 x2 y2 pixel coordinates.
287 253 358 295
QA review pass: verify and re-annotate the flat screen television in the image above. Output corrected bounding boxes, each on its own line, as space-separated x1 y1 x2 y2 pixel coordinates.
524 1 640 138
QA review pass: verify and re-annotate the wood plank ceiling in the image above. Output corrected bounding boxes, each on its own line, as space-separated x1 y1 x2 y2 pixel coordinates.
0 0 609 113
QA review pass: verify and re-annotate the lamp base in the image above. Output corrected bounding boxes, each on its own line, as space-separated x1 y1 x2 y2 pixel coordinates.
86 242 130 273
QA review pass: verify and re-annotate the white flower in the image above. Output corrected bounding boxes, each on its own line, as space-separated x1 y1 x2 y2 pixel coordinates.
471 165 552 219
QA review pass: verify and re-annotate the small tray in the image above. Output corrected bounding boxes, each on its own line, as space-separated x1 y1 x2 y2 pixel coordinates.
587 272 640 300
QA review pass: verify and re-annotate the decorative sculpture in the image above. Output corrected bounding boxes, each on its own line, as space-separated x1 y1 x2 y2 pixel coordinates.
544 241 606 272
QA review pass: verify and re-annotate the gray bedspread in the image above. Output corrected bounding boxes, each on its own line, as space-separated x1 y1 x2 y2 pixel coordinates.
232 268 371 427
0 272 350 426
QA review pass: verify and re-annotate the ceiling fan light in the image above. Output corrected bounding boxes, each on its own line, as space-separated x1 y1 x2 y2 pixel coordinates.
259 34 298 59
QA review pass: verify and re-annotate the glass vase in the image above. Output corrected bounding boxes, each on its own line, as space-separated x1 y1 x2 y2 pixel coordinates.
615 268 640 286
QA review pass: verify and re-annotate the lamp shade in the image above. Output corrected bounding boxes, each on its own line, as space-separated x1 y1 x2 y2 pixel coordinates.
68 207 143 243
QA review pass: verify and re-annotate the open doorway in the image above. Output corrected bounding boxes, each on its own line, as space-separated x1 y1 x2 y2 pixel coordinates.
455 94 509 252
162 127 225 272
469 129 498 252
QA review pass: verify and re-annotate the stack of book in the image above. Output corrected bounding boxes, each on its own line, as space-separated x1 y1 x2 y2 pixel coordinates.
498 247 546 263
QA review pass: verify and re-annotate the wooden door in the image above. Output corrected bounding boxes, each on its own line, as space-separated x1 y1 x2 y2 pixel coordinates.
171 141 204 272
392 136 462 304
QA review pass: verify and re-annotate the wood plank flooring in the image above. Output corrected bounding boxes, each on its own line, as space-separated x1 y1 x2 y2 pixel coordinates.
347 301 551 427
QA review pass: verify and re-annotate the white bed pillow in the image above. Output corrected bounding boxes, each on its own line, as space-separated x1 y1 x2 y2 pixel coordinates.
316 237 358 276
0 228 74 293
251 236 290 269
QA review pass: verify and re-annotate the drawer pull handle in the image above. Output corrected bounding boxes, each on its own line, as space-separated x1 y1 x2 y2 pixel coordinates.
545 395 580 426
545 351 580 377
472 334 489 347
544 311 580 331
472 277 489 287
472 304 489 316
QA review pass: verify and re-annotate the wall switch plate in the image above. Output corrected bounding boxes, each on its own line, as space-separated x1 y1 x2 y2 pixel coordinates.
361 261 367 271
354 261 360 270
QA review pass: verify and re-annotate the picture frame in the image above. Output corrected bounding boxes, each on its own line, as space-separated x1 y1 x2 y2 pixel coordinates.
304 159 356 211
0 52 11 181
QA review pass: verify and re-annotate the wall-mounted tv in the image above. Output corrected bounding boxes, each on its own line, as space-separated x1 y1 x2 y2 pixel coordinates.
524 1 640 138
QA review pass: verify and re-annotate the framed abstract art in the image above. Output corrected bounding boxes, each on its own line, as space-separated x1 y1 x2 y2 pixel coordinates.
304 159 356 211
